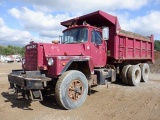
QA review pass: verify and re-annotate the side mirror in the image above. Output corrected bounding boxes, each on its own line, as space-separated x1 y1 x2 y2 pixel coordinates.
102 27 109 40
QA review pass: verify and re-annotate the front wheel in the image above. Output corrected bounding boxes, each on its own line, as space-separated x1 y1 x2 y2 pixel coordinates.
55 70 88 110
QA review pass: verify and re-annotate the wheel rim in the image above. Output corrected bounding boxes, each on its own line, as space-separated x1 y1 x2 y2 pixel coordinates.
68 79 84 101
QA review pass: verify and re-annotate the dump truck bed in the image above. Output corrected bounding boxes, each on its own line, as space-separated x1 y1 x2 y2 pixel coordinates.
107 29 154 63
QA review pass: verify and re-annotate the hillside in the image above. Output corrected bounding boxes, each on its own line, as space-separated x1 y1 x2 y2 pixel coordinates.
150 51 160 73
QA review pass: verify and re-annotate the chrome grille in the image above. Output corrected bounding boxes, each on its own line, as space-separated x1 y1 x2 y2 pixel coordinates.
25 50 37 70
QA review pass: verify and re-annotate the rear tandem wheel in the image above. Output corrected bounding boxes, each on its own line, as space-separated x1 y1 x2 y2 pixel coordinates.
121 65 131 85
140 63 150 82
127 65 141 86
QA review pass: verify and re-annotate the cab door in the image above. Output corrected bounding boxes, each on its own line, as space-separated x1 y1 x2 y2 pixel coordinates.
90 30 106 67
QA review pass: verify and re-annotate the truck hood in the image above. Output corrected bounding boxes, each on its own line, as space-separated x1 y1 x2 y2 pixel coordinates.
43 43 86 56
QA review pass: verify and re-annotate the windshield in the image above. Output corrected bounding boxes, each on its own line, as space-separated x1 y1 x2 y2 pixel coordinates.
62 28 88 43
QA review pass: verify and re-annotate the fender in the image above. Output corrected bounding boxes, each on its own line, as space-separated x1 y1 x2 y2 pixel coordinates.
60 58 94 75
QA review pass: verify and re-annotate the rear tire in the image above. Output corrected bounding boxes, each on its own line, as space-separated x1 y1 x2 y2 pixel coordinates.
128 65 141 86
121 65 131 85
140 63 150 82
55 70 88 110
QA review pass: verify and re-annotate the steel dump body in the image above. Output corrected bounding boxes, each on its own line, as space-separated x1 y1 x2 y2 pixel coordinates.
108 29 154 63
61 10 154 63
24 31 154 74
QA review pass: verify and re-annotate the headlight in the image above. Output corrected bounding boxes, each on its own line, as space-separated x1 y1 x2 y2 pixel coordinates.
48 58 54 66
22 59 25 65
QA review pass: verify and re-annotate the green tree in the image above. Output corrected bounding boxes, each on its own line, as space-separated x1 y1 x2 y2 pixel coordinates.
4 47 14 55
0 45 25 56
154 40 160 51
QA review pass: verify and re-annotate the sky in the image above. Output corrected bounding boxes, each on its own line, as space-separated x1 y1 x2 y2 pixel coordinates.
0 0 160 47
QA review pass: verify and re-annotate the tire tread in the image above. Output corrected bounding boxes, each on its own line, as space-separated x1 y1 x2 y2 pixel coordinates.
55 71 72 108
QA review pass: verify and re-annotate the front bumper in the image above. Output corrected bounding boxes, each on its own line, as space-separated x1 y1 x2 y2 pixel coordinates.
8 70 51 90
8 70 52 101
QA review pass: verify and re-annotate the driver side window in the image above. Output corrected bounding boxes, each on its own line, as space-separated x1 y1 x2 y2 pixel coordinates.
91 31 102 44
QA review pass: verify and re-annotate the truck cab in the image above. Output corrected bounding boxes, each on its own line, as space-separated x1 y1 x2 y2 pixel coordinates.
62 25 107 67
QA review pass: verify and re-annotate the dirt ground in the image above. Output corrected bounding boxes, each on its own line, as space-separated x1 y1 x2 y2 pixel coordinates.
0 63 160 120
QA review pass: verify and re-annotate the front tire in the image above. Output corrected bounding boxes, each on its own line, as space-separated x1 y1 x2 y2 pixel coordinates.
55 70 88 110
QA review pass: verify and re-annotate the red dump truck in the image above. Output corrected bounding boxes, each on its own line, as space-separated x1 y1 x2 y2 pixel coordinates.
8 11 154 109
